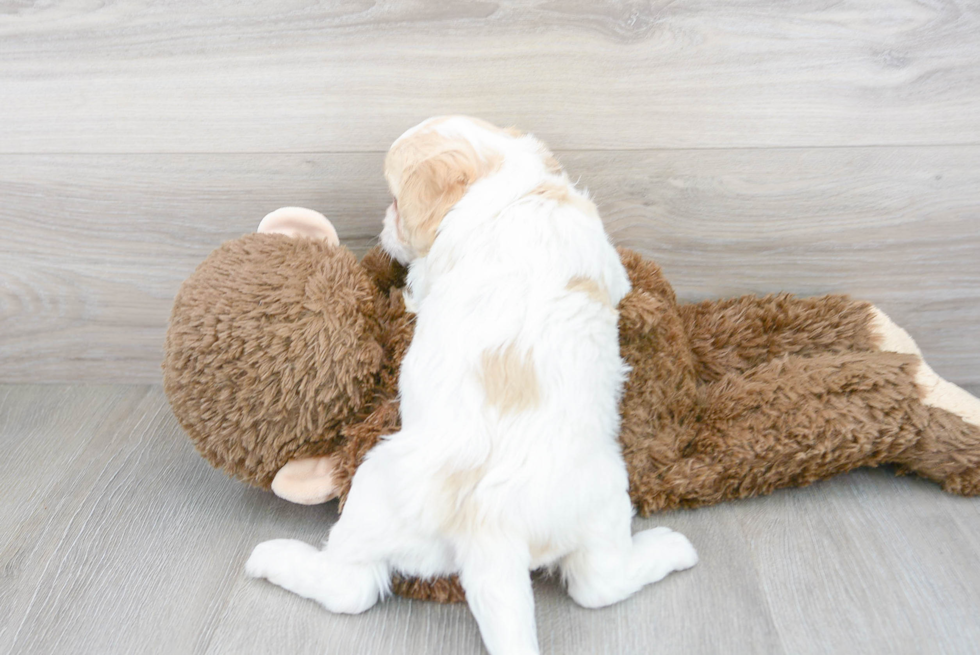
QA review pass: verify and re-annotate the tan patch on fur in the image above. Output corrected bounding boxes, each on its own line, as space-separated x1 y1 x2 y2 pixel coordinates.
481 342 540 414
529 540 558 563
543 154 563 174
572 194 599 217
566 276 612 307
529 182 598 217
385 129 502 257
439 463 488 535
530 182 570 203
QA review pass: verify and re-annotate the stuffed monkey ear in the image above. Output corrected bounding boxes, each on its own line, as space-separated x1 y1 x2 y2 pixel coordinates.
257 207 340 245
270 455 342 505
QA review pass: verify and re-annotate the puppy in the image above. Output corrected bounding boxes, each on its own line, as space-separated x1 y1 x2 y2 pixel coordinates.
246 117 698 655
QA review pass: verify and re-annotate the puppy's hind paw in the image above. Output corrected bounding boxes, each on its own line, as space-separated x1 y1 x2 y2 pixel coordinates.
635 527 699 574
245 538 319 584
666 532 699 572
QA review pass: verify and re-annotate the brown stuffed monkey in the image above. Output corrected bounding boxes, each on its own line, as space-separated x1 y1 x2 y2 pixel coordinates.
163 207 980 602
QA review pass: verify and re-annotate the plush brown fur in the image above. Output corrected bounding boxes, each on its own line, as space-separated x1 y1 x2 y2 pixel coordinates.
614 249 980 512
163 236 980 603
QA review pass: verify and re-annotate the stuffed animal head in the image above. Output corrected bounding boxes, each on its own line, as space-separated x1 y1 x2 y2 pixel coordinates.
163 208 406 504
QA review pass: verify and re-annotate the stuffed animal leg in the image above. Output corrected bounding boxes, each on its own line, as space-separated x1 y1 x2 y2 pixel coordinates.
679 291 980 429
639 350 980 513
616 250 980 514
678 293 880 381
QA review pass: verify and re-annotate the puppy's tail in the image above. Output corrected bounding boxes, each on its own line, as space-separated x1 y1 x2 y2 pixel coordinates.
457 539 539 655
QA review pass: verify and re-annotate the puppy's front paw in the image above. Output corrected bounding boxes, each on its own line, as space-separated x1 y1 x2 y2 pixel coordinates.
245 538 318 584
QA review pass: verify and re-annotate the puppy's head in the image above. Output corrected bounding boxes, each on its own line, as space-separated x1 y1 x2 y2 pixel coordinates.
381 116 561 263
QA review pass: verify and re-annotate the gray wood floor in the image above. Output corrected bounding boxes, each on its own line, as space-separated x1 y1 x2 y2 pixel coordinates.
2 384 979 655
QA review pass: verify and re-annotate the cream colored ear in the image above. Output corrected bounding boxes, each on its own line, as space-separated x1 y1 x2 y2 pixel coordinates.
270 455 342 505
257 207 340 245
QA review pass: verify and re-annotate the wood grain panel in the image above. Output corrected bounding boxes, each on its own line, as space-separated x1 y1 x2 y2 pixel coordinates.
2 0 979 152
0 385 291 654
2 147 977 384
735 468 980 654
2 385 978 655
0 152 384 383
0 384 149 651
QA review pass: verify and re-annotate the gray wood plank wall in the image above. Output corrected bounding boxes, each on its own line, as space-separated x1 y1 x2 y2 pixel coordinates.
1 0 978 384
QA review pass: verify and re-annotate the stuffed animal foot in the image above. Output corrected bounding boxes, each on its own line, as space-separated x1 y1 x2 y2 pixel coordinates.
894 401 980 497
864 306 980 496
870 307 980 428
246 538 385 614
940 463 980 496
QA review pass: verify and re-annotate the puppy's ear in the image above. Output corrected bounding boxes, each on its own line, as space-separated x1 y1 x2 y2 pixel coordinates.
398 141 499 256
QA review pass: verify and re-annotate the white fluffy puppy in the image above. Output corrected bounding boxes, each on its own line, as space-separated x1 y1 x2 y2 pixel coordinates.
246 117 698 655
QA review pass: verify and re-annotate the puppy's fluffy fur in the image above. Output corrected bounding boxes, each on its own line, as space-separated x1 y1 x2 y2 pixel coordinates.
247 117 697 655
